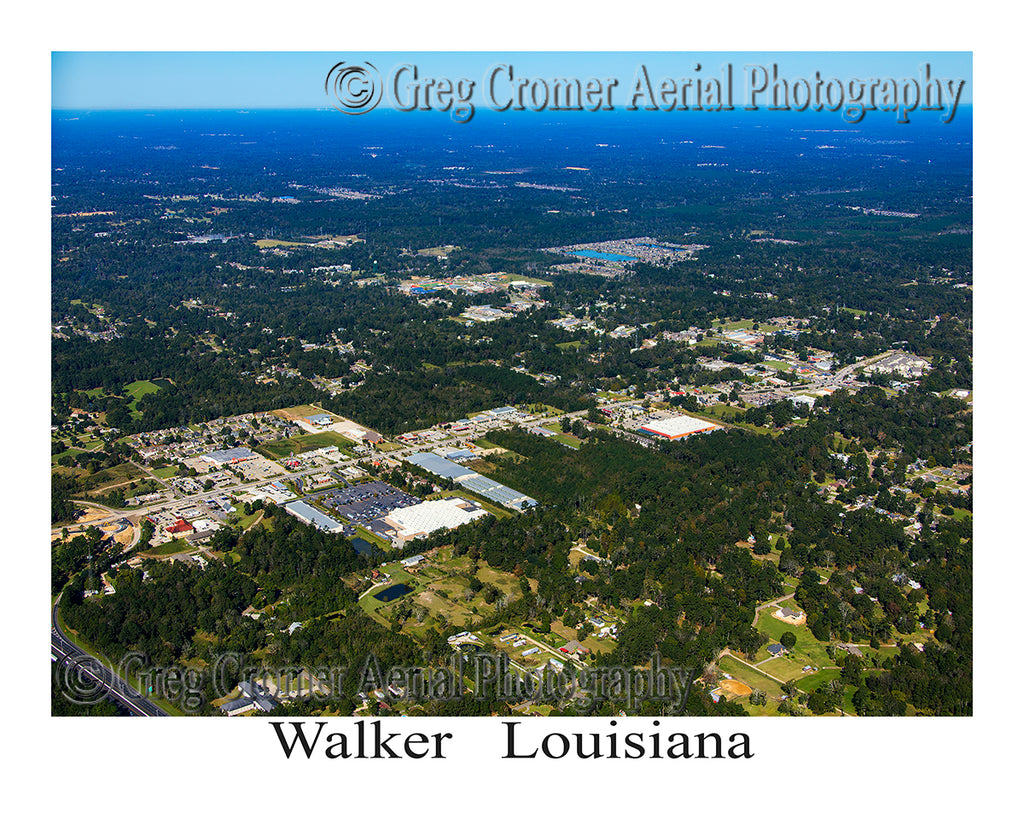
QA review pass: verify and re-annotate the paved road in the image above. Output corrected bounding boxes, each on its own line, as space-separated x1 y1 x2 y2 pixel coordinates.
833 349 896 380
51 596 170 717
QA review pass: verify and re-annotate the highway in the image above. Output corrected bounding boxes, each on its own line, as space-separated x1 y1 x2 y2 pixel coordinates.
51 596 170 717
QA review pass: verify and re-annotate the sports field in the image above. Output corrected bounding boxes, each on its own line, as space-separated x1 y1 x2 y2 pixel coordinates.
717 679 753 698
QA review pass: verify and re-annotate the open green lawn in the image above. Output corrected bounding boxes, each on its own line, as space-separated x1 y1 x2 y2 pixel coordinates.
76 461 148 493
233 510 263 530
124 379 160 401
717 655 785 699
755 611 833 670
476 565 521 597
540 424 583 449
757 656 816 682
526 404 564 417
256 430 355 460
52 447 91 466
123 380 162 417
150 465 179 479
141 539 193 557
705 403 744 421
795 667 842 693
353 525 391 549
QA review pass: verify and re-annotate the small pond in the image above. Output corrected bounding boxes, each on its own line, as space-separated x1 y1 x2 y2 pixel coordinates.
373 584 413 603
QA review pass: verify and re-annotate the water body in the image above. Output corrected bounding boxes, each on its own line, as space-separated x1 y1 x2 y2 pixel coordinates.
569 249 638 262
373 583 413 602
350 537 375 556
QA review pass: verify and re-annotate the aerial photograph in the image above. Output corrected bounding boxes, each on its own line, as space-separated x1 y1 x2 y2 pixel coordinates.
50 50 973 727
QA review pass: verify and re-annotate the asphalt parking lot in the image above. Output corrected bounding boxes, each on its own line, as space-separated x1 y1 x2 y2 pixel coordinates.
311 480 419 525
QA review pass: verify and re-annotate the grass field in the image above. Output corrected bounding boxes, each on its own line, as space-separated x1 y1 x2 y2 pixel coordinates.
124 379 161 412
754 611 833 673
76 461 148 493
361 555 530 637
141 539 193 557
353 525 391 549
717 655 785 699
795 667 842 693
255 239 310 248
704 403 744 421
540 424 583 449
233 510 263 530
271 404 325 421
256 430 355 460
51 447 93 466
547 618 609 654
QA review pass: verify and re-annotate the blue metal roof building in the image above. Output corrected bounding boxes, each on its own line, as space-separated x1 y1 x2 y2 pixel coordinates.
405 452 475 481
405 451 537 510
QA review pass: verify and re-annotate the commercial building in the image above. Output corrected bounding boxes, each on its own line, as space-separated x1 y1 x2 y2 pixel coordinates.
166 519 194 535
219 681 279 716
383 497 489 543
639 414 719 440
201 446 258 465
458 475 538 509
404 451 538 510
436 448 478 462
406 451 476 481
283 500 347 534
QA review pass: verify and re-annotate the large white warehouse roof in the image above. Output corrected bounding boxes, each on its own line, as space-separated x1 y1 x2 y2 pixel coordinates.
385 497 489 540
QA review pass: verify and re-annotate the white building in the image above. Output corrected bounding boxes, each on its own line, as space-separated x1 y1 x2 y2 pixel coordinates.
639 414 719 440
384 497 489 543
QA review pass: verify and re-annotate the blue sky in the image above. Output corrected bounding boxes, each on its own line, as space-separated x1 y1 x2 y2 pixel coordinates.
52 52 971 110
